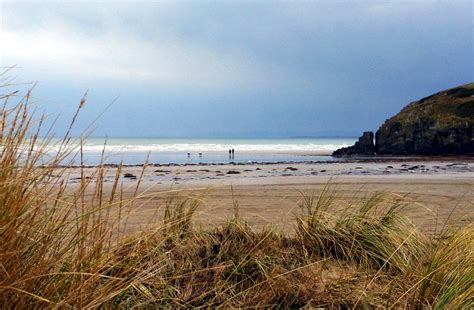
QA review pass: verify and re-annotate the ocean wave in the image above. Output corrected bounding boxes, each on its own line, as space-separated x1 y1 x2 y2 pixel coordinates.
45 142 352 153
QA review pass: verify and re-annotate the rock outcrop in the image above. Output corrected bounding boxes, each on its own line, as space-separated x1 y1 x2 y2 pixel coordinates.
333 83 474 157
332 131 375 157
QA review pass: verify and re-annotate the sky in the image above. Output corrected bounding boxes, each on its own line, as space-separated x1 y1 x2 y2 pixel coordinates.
0 0 472 138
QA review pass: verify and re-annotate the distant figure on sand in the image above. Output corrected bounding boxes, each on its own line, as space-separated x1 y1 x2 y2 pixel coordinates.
187 153 190 157
231 149 234 158
229 149 232 159
199 153 202 157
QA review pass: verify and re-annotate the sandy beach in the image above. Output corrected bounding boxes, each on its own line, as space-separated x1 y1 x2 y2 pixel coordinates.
64 158 474 234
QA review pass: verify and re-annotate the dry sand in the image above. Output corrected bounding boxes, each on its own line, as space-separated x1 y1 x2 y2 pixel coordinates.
65 159 474 234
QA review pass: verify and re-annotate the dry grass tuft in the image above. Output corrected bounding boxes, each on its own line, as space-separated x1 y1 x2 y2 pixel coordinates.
414 224 474 308
295 185 427 273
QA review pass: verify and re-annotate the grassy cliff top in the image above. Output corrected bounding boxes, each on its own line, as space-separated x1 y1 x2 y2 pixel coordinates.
390 82 474 126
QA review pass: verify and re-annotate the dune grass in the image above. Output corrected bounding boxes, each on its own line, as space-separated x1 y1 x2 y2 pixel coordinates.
0 87 472 308
295 185 427 273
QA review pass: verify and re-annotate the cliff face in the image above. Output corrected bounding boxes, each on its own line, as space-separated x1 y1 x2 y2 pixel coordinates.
376 83 473 155
333 83 474 157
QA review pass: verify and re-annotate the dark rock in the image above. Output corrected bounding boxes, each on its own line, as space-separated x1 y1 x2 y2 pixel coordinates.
72 176 91 180
332 131 375 157
124 173 136 179
226 170 240 174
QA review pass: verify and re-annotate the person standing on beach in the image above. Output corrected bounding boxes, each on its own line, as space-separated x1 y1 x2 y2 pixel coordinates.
229 149 232 159
231 149 234 159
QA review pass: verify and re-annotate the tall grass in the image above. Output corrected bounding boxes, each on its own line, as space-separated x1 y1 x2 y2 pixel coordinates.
0 87 130 307
0 84 472 308
415 224 474 308
295 184 427 273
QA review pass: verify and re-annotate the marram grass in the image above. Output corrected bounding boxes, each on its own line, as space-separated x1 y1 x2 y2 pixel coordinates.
0 85 472 308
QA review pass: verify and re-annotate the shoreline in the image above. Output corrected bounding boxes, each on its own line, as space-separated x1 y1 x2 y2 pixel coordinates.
58 155 474 168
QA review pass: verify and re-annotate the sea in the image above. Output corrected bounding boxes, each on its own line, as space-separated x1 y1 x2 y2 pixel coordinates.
48 137 356 165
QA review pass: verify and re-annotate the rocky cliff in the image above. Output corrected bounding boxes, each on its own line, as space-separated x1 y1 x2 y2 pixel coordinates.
332 132 375 157
333 83 474 157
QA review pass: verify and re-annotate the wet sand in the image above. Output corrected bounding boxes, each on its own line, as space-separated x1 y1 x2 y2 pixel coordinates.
65 159 474 234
